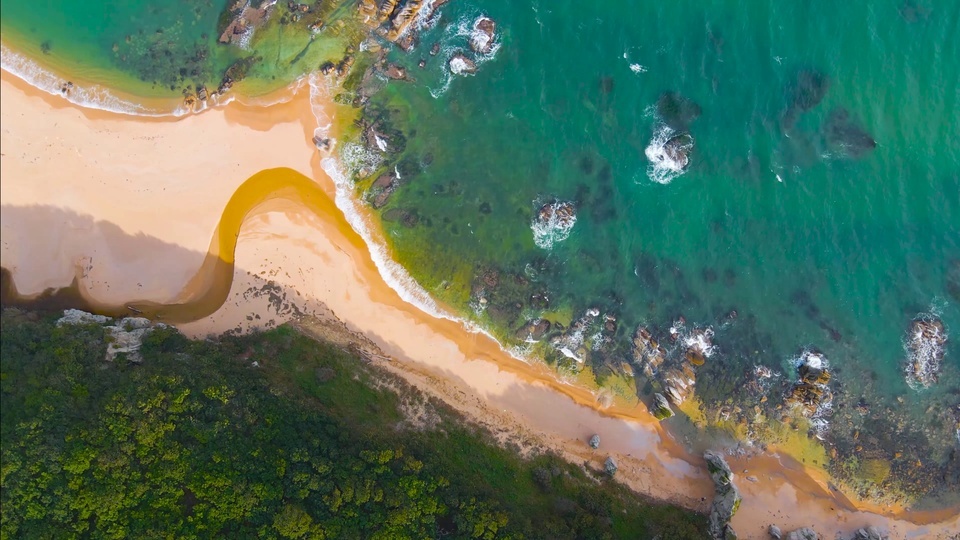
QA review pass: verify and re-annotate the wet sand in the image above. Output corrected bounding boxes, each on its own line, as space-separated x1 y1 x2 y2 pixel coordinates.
1 69 958 538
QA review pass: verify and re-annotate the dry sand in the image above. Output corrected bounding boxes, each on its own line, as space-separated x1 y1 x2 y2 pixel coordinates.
2 69 958 539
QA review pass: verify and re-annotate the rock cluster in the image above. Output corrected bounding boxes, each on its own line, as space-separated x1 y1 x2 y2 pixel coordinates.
358 0 448 51
904 315 947 389
57 309 165 363
785 351 832 418
469 16 497 55
704 451 741 540
448 53 478 75
588 434 600 449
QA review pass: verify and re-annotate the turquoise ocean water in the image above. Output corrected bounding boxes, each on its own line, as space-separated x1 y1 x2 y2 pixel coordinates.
2 0 959 501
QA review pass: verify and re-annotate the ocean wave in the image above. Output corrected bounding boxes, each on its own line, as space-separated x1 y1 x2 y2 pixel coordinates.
309 75 542 373
1 42 188 117
428 13 501 99
903 312 948 390
643 123 693 185
530 200 577 250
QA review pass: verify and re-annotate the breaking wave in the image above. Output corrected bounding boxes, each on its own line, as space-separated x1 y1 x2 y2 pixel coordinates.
1 42 190 117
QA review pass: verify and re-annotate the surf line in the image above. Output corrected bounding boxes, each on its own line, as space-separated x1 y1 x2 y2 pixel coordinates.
1 167 362 322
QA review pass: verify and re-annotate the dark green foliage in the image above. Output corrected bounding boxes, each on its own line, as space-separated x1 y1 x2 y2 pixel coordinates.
0 312 707 538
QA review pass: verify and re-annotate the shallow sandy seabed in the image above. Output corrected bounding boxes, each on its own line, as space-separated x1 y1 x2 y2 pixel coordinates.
1 70 958 539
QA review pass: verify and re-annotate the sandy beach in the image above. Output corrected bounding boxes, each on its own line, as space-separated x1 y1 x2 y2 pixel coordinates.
2 69 957 538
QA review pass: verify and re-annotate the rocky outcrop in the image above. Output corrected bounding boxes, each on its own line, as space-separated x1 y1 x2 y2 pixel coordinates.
381 63 408 80
469 16 497 55
515 319 551 342
785 351 832 418
448 53 478 75
57 309 165 363
632 326 667 377
588 434 600 449
904 315 947 389
768 525 782 539
852 526 888 540
532 201 577 249
704 451 741 540
651 393 674 420
604 456 618 476
782 69 830 129
785 528 819 540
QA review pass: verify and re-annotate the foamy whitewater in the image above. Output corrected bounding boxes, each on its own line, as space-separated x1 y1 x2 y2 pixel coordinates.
0 42 190 117
643 123 692 185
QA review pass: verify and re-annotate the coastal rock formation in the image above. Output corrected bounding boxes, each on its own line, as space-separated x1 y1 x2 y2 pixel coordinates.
852 526 888 540
219 2 274 45
785 528 819 540
904 315 947 388
514 318 551 342
604 456 618 476
549 307 599 362
645 129 694 182
469 16 497 55
768 525 783 539
381 62 408 80
448 53 478 75
57 309 165 363
369 171 398 208
683 326 715 366
588 434 600 449
785 350 832 419
651 393 674 420
359 0 449 51
531 201 577 249
632 326 667 377
704 451 741 540
825 108 876 158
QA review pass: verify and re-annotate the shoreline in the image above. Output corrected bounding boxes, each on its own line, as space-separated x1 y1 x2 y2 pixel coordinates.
2 64 959 539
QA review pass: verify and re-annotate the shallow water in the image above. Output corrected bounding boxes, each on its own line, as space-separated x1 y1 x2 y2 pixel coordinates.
0 0 359 101
367 0 959 388
354 0 960 499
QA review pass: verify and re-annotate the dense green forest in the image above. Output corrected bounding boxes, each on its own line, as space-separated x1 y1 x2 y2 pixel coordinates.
0 309 706 539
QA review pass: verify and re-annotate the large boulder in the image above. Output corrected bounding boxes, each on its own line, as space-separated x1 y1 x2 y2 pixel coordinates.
785 528 819 540
588 434 600 449
704 451 741 540
768 525 783 539
448 53 477 75
469 16 497 54
651 393 674 420
604 456 618 476
852 526 888 540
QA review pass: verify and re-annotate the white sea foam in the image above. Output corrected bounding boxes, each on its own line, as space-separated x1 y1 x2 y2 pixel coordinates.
643 123 692 185
428 14 501 98
308 75 539 372
903 311 948 390
789 350 833 434
629 63 647 74
1 42 186 117
530 200 577 250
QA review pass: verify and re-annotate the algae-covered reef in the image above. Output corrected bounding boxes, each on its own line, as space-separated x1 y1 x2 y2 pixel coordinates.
329 0 960 509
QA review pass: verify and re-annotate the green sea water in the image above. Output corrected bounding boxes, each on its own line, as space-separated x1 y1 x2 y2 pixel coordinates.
353 0 960 499
0 0 361 102
3 0 960 503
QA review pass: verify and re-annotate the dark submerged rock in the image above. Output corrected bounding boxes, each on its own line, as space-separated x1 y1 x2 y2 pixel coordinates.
825 108 876 158
657 91 702 131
